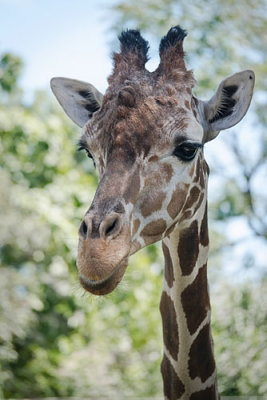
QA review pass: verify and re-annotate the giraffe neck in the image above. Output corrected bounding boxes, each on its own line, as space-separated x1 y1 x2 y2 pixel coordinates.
160 200 219 400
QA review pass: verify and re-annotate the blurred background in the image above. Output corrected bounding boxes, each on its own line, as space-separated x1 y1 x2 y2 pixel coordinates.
0 0 266 398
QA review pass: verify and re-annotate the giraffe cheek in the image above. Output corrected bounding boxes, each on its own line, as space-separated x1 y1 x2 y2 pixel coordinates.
138 191 166 218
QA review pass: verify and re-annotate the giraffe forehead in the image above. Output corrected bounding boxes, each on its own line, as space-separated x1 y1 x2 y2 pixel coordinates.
87 105 201 156
83 77 204 161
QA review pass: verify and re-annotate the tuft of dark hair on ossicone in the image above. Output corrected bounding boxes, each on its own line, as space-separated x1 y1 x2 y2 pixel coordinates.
159 25 187 56
118 29 150 64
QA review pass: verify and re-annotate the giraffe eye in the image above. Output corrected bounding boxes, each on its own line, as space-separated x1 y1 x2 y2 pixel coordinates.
173 142 202 162
84 149 96 167
85 149 93 159
77 143 95 167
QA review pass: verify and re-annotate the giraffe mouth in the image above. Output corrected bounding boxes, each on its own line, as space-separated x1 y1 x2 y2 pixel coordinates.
79 258 128 295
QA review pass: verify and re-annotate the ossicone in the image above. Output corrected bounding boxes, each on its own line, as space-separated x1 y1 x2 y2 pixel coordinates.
159 25 187 57
118 29 150 66
157 25 191 81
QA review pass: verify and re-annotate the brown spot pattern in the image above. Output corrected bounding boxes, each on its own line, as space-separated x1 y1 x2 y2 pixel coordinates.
188 324 216 382
180 209 193 221
199 167 205 188
178 220 199 275
160 291 179 360
133 218 141 235
189 384 217 400
200 204 209 247
162 243 175 288
161 355 185 400
167 184 189 219
181 264 210 335
193 156 201 183
184 186 200 211
141 191 166 217
186 87 191 95
194 192 205 212
148 154 159 162
162 163 174 183
141 219 167 237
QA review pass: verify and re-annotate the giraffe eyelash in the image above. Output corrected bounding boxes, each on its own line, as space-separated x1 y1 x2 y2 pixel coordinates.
77 140 95 167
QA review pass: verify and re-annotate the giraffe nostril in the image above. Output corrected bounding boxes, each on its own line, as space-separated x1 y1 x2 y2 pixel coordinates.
105 217 119 237
100 214 122 239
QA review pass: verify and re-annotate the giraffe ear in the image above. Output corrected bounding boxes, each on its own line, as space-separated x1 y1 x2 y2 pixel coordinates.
197 70 255 142
50 77 103 127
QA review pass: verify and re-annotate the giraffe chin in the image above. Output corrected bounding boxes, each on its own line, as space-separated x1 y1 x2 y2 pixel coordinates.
79 258 128 295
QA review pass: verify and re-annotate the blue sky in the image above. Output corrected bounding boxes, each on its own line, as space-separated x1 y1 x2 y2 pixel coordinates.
0 0 117 94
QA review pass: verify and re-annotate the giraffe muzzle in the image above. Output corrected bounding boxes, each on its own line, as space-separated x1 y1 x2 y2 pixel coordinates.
77 211 131 295
79 257 128 295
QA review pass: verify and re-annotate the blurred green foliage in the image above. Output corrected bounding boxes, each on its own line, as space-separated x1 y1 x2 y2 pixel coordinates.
0 0 267 396
0 53 22 93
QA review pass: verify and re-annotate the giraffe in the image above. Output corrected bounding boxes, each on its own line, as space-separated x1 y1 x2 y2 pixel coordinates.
51 26 254 400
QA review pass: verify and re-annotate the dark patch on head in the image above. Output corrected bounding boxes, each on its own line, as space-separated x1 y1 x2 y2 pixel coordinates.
119 29 149 65
108 134 137 167
181 264 210 335
188 323 216 382
162 243 175 288
200 204 209 247
118 86 136 108
113 201 125 214
178 220 199 275
159 26 187 56
124 172 140 203
209 85 238 123
189 385 217 400
161 354 185 399
160 291 179 360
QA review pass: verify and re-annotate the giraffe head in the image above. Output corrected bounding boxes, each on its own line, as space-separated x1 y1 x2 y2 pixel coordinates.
51 26 254 295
